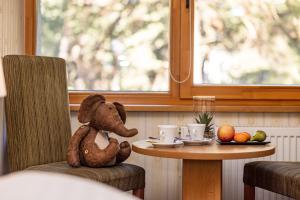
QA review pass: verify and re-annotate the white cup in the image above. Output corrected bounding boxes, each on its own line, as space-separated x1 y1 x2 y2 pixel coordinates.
187 124 205 140
180 126 190 139
158 125 178 143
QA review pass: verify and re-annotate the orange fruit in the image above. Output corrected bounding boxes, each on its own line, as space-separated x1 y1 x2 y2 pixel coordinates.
234 133 250 143
240 132 251 140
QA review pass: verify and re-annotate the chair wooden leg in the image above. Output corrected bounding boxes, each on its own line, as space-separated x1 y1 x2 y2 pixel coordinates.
244 184 255 200
133 188 144 199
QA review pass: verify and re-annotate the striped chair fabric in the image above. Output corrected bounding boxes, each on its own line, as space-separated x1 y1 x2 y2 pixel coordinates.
244 161 300 199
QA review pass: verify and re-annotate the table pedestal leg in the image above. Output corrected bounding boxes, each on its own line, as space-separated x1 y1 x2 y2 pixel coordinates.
182 160 222 200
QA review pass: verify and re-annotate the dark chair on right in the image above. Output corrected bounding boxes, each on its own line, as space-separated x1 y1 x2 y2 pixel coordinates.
243 161 300 200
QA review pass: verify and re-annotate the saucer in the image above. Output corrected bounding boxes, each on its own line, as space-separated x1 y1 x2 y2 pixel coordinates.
147 140 183 148
181 138 213 146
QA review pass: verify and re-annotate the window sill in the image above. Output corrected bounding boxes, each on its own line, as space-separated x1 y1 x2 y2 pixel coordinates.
70 103 300 112
68 92 300 112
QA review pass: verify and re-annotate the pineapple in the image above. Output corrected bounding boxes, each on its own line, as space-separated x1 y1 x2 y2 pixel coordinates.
195 112 215 138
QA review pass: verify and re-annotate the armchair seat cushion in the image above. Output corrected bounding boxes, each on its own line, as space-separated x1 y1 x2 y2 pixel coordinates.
243 161 300 199
26 161 145 191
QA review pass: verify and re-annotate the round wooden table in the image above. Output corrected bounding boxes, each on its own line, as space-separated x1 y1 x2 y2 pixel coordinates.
132 140 275 200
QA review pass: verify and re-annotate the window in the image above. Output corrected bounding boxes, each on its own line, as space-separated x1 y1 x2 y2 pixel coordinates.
194 0 300 85
180 0 300 105
25 0 300 112
37 0 170 91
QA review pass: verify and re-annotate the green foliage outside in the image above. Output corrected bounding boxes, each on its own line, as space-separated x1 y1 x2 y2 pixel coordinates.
195 0 300 85
39 0 169 91
39 0 300 90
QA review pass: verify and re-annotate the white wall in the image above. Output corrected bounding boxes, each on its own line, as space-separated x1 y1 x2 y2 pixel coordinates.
0 0 24 174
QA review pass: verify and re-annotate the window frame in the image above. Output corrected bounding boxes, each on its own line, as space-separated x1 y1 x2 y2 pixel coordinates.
25 0 300 112
179 0 300 110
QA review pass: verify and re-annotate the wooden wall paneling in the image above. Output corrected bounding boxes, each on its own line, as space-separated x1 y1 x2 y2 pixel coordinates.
290 135 297 161
297 137 300 161
0 0 24 56
229 157 239 200
14 0 23 54
0 0 24 175
264 113 290 127
283 136 290 161
167 112 186 200
238 159 247 200
276 136 284 161
269 136 278 161
144 112 169 200
182 112 194 125
224 159 240 200
269 189 276 200
0 0 3 176
0 0 2 53
124 112 147 169
215 112 239 126
223 160 233 200
165 146 180 197
238 113 265 127
288 113 300 127
70 112 80 133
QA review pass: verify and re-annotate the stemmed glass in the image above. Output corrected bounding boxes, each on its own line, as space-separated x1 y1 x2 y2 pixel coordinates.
193 96 216 139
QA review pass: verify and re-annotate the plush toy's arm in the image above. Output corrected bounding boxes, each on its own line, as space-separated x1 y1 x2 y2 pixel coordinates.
116 141 131 164
67 125 90 167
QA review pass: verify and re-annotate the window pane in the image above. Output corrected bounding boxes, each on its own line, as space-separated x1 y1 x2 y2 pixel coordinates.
194 0 300 85
37 0 169 91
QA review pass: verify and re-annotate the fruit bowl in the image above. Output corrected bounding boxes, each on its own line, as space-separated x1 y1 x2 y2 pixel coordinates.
216 140 271 145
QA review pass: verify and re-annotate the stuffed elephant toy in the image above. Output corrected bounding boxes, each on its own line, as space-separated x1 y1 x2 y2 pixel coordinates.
67 94 138 168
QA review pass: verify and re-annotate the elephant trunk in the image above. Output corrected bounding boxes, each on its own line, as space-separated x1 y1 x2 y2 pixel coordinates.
114 125 138 137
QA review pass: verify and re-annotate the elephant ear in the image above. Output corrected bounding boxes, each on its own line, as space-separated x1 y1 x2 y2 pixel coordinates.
78 95 106 123
113 102 126 124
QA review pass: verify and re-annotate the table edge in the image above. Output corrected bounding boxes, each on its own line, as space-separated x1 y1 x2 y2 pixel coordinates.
132 142 276 160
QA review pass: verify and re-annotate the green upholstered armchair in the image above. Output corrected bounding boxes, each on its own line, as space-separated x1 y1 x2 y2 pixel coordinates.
2 55 145 199
243 161 300 200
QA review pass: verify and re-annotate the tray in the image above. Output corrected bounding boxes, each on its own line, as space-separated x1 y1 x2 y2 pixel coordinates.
216 139 271 145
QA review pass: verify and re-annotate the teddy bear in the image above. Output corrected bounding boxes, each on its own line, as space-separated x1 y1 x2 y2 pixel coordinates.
67 94 138 168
